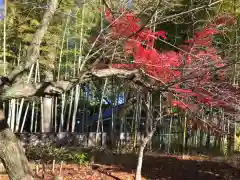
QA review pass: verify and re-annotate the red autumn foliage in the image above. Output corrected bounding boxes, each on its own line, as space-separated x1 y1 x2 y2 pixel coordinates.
104 9 236 111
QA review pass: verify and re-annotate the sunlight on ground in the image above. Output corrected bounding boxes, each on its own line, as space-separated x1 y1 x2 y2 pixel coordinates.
0 154 239 180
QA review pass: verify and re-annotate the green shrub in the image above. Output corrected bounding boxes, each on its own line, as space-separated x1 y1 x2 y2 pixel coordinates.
69 152 89 164
25 144 89 164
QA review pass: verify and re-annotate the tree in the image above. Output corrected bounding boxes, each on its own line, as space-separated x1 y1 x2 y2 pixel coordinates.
0 1 143 178
0 0 58 179
0 0 238 179
103 5 238 180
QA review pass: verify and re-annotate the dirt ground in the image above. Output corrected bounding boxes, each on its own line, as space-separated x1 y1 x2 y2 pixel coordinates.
0 153 240 180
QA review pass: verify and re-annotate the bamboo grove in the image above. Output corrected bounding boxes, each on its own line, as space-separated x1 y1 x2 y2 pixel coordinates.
0 1 240 179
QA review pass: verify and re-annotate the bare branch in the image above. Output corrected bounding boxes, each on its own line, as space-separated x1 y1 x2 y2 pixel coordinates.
92 67 139 78
0 67 140 100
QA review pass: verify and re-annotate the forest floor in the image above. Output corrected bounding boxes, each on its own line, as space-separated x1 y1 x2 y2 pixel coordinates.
0 153 240 180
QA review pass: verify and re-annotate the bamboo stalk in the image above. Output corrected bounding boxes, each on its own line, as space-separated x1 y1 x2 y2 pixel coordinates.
33 59 44 132
66 12 78 132
96 78 108 144
16 63 35 132
71 85 80 132
109 41 118 145
10 99 16 131
54 97 58 132
168 108 173 153
35 105 39 132
67 89 74 131
59 23 69 132
79 0 105 71
30 101 36 133
70 1 87 133
183 112 187 155
3 0 7 75
20 103 29 132
77 0 85 74
57 12 70 80
40 97 44 132
60 93 66 132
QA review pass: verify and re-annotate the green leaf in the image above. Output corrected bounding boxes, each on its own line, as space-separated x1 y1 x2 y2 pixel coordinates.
30 19 40 27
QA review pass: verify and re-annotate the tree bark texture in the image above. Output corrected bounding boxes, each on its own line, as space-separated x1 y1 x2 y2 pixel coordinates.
0 111 34 180
135 117 161 180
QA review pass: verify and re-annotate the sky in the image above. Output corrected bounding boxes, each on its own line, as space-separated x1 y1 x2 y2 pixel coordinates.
0 0 4 20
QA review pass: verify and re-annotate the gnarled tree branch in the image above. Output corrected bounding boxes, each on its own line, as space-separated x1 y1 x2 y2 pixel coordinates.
4 0 59 85
0 1 59 179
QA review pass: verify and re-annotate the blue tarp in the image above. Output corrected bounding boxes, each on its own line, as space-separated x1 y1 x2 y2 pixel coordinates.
81 84 125 105
86 104 124 125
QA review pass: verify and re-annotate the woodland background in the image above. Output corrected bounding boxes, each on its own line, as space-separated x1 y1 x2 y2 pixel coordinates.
0 0 240 180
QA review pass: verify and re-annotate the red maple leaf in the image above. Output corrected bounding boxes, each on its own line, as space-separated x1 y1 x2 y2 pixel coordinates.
105 9 235 110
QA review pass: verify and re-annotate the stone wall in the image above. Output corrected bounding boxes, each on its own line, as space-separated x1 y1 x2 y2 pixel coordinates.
15 132 146 148
15 132 107 147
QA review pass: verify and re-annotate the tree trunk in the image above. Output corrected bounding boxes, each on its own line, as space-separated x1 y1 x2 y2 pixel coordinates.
0 111 34 180
135 117 161 180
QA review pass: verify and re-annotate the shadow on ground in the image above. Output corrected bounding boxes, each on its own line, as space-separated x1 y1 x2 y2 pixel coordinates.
89 151 240 180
